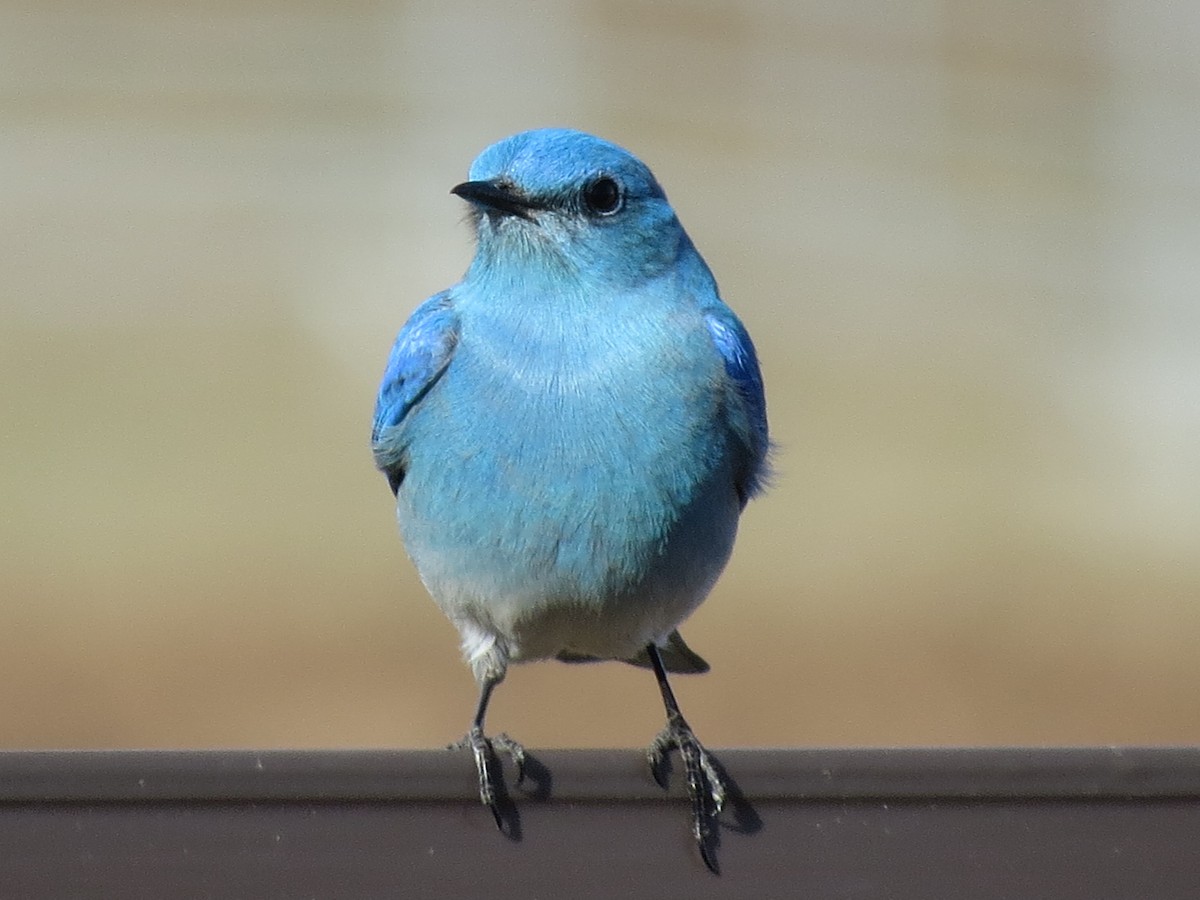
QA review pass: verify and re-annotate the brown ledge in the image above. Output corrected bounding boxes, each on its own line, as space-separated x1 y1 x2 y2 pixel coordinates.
2 747 1199 897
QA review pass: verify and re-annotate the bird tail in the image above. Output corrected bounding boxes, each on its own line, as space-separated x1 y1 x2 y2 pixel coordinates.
555 630 710 674
636 630 711 674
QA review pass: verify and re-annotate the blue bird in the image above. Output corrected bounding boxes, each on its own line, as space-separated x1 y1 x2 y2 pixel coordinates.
372 128 768 869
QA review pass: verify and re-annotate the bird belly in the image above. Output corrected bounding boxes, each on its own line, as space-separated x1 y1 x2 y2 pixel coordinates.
393 359 737 669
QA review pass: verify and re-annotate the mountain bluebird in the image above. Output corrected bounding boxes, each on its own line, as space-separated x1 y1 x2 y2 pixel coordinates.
372 128 768 869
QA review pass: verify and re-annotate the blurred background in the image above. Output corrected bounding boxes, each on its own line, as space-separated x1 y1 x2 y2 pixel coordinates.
3 1 1199 751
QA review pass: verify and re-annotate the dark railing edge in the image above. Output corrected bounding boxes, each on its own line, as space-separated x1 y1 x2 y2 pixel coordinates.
1 746 1198 804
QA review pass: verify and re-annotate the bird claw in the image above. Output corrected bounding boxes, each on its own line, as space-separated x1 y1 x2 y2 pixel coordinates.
490 732 527 786
450 726 526 828
647 712 727 872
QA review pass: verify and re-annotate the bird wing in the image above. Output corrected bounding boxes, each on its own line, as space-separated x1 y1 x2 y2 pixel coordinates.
703 307 770 504
372 291 459 493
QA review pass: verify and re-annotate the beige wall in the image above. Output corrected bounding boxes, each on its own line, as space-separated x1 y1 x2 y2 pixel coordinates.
4 1 1199 750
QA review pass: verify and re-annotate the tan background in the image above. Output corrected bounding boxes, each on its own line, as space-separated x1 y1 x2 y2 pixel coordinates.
4 1 1199 751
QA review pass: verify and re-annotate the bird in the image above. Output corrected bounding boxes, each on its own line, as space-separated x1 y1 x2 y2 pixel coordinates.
371 128 768 870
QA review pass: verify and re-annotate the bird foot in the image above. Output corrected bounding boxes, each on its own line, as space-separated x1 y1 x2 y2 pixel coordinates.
449 726 526 828
647 711 726 872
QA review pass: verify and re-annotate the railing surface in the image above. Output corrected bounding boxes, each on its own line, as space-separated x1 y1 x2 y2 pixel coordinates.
2 747 1198 898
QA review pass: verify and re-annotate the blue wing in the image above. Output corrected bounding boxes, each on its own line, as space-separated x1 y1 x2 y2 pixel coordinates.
372 291 459 493
704 308 769 504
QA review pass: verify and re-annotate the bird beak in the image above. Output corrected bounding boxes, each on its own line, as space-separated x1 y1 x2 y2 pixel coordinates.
451 180 538 219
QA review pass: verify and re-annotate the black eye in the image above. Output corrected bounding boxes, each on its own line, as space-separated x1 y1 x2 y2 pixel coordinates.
583 176 622 216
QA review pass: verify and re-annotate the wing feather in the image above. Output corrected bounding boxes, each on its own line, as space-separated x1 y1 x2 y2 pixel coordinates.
704 309 770 503
371 291 459 493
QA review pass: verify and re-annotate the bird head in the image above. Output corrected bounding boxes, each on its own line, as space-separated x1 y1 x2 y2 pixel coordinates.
452 129 690 287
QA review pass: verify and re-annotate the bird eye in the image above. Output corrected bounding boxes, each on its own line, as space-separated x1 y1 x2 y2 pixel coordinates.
583 177 622 216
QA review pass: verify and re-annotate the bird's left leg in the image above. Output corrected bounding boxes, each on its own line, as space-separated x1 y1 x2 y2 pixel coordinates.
645 643 726 872
450 672 526 828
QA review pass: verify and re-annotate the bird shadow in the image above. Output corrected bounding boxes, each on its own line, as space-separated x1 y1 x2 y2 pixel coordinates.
486 747 554 842
709 754 764 837
514 751 554 802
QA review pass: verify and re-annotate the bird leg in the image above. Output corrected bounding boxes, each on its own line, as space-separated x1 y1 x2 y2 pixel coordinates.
645 643 726 873
449 673 525 828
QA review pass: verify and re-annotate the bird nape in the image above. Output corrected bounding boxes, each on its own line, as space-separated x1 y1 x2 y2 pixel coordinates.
371 127 769 874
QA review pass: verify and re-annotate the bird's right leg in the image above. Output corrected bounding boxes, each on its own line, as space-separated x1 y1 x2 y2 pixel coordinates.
450 672 526 828
645 643 727 873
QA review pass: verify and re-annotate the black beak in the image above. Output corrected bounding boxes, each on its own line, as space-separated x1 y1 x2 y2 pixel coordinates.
451 180 538 219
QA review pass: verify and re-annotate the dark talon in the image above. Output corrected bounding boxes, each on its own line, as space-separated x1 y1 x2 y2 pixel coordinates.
449 726 497 826
492 732 527 786
645 643 726 874
449 725 527 829
648 736 672 791
449 674 525 831
648 711 727 873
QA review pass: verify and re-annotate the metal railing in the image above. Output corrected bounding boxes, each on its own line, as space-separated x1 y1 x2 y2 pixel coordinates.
3 747 1198 898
